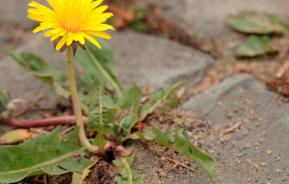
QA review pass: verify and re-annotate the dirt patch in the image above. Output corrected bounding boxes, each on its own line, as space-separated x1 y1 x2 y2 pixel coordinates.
191 57 281 95
129 109 217 184
86 160 117 184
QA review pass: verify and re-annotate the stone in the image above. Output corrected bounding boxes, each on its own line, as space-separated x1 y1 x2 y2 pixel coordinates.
143 0 289 56
146 0 289 39
111 31 213 89
181 74 289 183
0 32 6 59
0 30 212 102
0 0 46 28
0 35 65 108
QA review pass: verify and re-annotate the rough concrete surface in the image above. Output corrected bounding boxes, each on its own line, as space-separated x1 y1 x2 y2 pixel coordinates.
181 74 289 183
146 0 289 39
111 31 213 89
144 0 289 56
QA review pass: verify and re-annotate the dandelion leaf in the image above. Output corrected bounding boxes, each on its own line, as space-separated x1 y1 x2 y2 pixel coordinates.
227 11 289 35
113 155 143 184
138 126 215 179
9 52 68 98
235 36 278 58
0 128 91 183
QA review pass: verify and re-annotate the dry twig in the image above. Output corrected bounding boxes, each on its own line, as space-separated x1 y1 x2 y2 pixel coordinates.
276 61 289 79
219 121 243 143
14 93 44 118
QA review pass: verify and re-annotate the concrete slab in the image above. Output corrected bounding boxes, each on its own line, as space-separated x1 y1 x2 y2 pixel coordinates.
181 74 289 183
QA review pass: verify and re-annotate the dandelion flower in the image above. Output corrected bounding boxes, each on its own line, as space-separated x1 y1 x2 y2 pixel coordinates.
28 0 114 51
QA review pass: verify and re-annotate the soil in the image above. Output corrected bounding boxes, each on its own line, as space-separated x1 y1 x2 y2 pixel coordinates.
86 161 117 184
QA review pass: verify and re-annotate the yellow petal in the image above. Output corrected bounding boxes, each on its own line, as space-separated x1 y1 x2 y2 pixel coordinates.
86 31 111 39
83 33 101 48
73 33 85 45
66 33 74 46
50 30 65 41
90 0 103 9
83 24 114 31
56 34 68 51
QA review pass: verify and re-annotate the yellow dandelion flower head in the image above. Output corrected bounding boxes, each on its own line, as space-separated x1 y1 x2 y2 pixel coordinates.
28 0 114 51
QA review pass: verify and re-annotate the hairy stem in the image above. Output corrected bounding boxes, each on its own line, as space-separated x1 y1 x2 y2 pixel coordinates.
66 46 99 153
85 45 123 97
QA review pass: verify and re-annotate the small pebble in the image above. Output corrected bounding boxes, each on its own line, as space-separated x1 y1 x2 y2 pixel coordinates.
275 169 282 174
260 162 267 167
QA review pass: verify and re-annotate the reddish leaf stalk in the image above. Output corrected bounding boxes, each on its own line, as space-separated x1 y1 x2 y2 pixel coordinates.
7 116 88 128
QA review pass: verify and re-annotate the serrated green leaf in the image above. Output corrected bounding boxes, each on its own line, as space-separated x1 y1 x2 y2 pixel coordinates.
85 81 116 151
137 126 215 179
0 128 88 183
151 127 174 145
113 155 143 184
140 81 185 121
174 128 215 179
93 133 107 150
42 166 67 175
71 160 98 184
119 86 142 113
42 157 92 176
235 36 277 58
86 81 116 135
59 157 92 173
227 11 289 35
10 52 69 98
130 128 155 141
119 114 138 138
115 175 144 184
76 40 123 97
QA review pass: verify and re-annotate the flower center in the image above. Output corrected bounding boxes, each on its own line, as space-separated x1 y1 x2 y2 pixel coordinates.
55 0 89 33
58 17 82 33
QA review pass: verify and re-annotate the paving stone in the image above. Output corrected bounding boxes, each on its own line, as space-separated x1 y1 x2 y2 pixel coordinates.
0 35 64 107
144 0 289 56
147 0 289 39
111 31 213 89
0 0 46 28
181 74 289 183
0 33 6 59
0 30 212 103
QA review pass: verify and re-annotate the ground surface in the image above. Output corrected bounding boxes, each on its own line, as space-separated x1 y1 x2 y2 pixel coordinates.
1 0 289 184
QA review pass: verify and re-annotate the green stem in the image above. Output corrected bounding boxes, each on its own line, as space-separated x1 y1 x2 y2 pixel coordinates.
85 45 123 97
66 46 99 153
120 158 133 184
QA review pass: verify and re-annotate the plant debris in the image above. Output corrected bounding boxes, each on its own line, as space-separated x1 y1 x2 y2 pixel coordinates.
235 36 278 58
227 11 289 35
267 78 289 97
